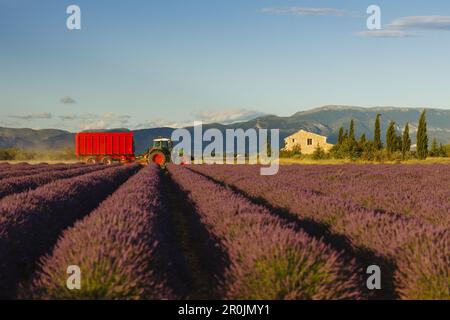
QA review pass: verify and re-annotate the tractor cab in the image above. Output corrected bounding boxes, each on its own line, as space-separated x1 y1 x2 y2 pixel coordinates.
146 137 173 166
153 138 173 150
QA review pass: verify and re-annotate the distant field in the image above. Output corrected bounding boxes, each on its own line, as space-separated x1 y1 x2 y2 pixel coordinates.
0 160 80 165
280 157 450 165
2 157 450 166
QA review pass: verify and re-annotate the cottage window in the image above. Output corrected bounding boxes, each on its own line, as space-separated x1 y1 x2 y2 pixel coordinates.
307 138 313 146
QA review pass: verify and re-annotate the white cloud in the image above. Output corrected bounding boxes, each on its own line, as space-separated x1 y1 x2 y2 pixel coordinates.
60 96 76 104
8 112 52 120
0 119 20 127
193 109 266 124
134 118 191 129
59 114 82 121
59 113 130 130
260 7 347 17
80 113 130 130
356 30 415 38
389 16 450 31
134 109 266 129
357 16 450 39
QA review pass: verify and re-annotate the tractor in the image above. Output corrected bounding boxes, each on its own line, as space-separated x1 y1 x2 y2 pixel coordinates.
144 138 173 166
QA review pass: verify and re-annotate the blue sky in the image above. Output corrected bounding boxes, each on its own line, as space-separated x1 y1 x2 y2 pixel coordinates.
1 0 450 131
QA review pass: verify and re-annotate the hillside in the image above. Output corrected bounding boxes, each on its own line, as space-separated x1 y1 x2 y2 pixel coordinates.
287 106 450 143
0 128 75 150
1 106 450 154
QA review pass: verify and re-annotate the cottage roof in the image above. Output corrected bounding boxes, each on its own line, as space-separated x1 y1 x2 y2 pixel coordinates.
284 130 328 141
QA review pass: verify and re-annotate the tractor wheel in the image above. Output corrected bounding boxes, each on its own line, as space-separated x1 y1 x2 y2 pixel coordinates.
86 157 97 164
102 157 113 165
149 151 166 166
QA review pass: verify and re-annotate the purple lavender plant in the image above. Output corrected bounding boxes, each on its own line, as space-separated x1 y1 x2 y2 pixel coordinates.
168 165 363 300
28 165 175 300
0 164 141 298
0 163 88 180
190 164 450 299
0 164 108 198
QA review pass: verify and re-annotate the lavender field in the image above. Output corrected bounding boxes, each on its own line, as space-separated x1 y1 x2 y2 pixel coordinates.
0 162 448 300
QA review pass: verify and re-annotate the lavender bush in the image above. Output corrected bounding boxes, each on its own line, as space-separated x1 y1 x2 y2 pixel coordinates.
0 163 48 177
0 162 32 169
0 164 140 298
0 164 107 198
190 164 450 299
193 164 450 226
168 165 363 300
0 163 88 181
395 229 450 299
28 165 175 300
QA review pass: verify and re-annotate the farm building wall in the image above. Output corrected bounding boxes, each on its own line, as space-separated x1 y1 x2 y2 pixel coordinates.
283 130 334 154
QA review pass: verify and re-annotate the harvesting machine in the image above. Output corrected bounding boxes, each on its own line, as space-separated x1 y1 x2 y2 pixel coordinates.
75 132 173 166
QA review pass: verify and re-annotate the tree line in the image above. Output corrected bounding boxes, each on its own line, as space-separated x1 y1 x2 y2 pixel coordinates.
283 110 449 161
0 148 76 161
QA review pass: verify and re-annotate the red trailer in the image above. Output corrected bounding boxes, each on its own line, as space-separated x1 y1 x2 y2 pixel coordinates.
75 132 136 164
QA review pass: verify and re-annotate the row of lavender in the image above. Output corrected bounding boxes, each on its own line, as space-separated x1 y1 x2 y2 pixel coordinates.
0 164 141 298
26 165 176 299
0 162 84 174
1 162 446 299
190 165 450 299
17 164 367 300
192 164 450 226
168 165 363 299
0 162 46 169
276 164 450 226
0 164 109 198
0 163 89 180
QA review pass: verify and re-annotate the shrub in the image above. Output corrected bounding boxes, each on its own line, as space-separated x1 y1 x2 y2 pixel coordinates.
0 164 105 198
29 165 175 300
312 144 327 160
169 165 363 300
396 230 450 299
0 164 141 298
190 164 450 299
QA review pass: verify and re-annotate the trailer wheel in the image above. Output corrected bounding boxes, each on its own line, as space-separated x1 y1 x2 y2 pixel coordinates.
86 157 97 164
102 157 113 165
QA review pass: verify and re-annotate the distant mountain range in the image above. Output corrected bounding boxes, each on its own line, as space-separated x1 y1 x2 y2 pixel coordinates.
1 106 450 154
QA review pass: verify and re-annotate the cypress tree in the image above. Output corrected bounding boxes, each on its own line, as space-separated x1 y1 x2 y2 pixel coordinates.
374 114 382 150
338 127 344 145
386 121 396 153
359 133 366 145
402 123 411 159
430 138 439 157
395 135 402 152
417 110 428 160
438 143 447 157
343 130 348 142
349 119 355 142
265 139 272 158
